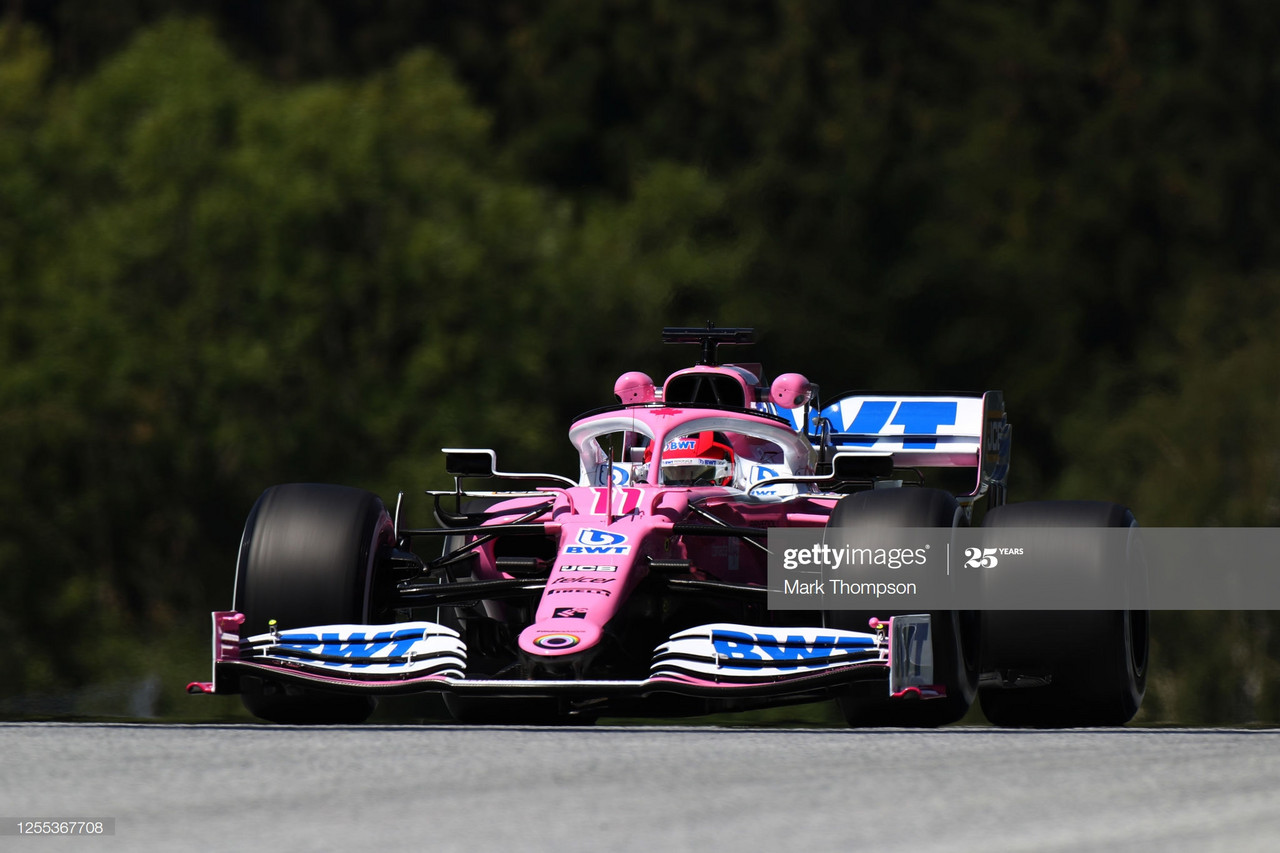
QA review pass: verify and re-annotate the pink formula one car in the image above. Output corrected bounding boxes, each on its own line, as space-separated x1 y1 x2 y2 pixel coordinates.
190 326 1147 726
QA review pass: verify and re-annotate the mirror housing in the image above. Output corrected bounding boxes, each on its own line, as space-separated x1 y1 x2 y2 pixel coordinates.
442 448 497 479
831 452 894 481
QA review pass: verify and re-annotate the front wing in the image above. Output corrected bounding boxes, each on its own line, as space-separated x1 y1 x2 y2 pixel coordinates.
188 612 944 704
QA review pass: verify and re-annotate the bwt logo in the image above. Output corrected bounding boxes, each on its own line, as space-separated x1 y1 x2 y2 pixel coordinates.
752 466 780 495
712 631 873 671
839 400 958 449
577 529 627 546
665 438 698 451
278 629 421 668
566 528 631 555
597 463 632 486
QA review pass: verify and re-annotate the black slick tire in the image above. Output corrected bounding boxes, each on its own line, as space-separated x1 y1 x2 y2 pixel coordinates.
233 483 393 724
978 500 1148 727
824 488 979 727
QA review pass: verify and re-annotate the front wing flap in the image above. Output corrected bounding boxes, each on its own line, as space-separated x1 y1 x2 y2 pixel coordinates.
188 611 939 703
650 623 884 683
242 622 466 678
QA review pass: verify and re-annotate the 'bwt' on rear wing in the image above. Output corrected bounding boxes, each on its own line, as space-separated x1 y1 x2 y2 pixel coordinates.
815 391 1010 497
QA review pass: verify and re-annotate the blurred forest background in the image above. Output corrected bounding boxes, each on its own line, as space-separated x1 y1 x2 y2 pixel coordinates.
2 0 1278 724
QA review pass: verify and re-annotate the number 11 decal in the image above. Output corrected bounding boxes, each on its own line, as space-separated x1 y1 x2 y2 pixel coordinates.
592 487 641 516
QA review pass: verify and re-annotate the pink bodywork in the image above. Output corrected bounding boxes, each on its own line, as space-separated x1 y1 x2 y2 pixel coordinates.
450 404 837 659
192 352 993 710
612 371 657 404
770 373 814 408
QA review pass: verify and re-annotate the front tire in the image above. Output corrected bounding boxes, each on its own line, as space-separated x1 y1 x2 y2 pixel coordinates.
824 488 979 727
233 483 393 724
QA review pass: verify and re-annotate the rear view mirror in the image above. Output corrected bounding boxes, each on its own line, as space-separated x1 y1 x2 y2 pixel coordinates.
442 448 497 479
832 452 894 480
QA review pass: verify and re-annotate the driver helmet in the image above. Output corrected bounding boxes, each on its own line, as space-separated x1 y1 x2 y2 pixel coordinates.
653 431 736 486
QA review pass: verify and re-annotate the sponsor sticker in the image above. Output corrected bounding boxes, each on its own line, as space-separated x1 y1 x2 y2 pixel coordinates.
567 528 631 555
834 399 960 449
752 464 781 496
712 629 875 670
533 633 580 650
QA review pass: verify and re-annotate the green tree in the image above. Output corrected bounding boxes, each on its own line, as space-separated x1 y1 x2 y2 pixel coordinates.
6 2 1280 723
0 19 747 710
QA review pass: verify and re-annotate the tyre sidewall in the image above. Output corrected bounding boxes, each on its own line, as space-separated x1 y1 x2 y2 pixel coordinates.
824 488 978 726
980 500 1148 726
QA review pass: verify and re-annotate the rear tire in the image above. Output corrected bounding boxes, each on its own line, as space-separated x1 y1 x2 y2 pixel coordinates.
234 483 393 724
979 501 1148 727
824 488 979 727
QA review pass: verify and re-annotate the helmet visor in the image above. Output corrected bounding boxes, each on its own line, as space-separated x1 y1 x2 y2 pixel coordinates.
660 458 732 486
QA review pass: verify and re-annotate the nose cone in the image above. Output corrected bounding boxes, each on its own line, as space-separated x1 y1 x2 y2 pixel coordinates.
519 619 604 657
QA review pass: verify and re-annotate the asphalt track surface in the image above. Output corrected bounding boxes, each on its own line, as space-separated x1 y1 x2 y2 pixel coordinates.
2 723 1278 853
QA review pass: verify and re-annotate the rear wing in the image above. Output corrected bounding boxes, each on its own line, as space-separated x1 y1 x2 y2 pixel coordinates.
814 391 1010 497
